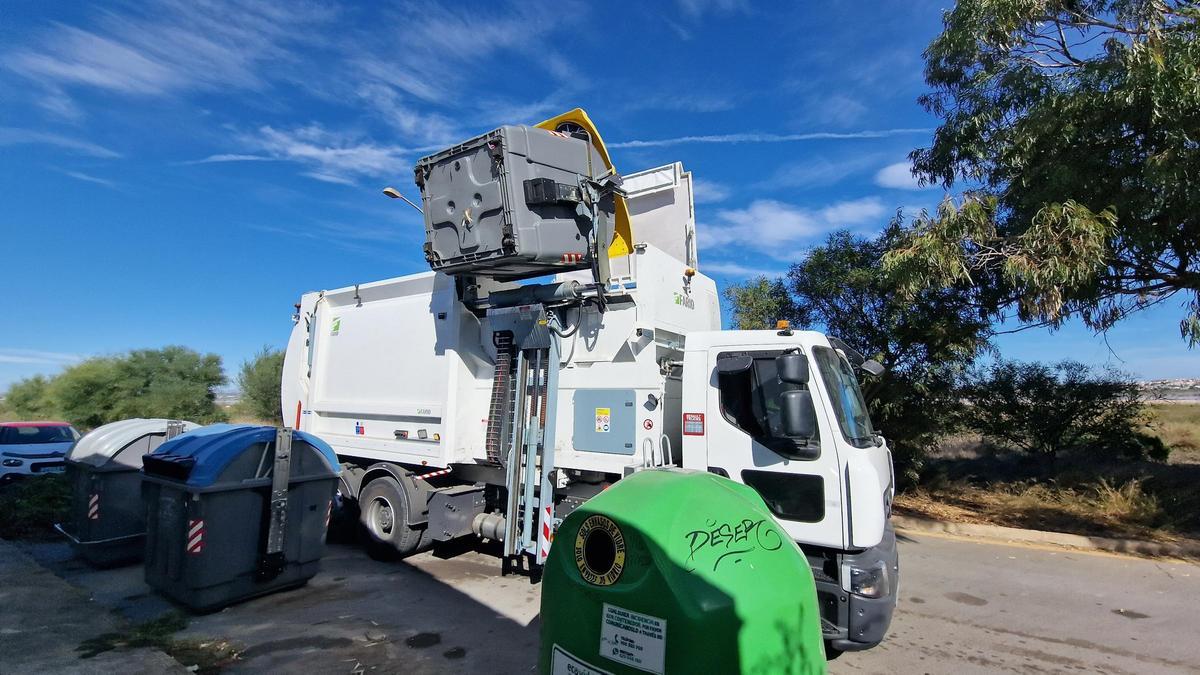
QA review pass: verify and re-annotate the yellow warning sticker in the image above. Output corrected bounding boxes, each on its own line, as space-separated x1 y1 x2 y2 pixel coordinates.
595 407 611 433
575 515 626 586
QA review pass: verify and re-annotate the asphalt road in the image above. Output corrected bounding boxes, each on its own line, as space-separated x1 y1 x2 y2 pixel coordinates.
835 531 1199 674
22 531 1200 674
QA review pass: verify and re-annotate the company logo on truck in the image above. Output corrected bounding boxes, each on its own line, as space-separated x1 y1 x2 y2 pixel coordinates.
672 292 695 310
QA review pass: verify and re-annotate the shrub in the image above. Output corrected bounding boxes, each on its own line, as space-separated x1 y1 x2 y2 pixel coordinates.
0 474 71 540
962 360 1166 462
2 375 55 420
3 346 228 430
237 347 285 424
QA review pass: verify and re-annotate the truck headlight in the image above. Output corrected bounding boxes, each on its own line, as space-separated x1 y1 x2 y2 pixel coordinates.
843 560 890 599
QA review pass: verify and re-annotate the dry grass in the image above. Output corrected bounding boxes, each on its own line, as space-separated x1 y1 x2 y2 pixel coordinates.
897 478 1176 541
901 405 1200 543
1148 403 1200 463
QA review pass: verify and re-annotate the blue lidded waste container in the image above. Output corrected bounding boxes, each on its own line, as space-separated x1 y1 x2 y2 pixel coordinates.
142 424 340 612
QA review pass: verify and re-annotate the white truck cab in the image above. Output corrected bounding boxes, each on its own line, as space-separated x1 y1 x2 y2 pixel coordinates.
681 329 898 650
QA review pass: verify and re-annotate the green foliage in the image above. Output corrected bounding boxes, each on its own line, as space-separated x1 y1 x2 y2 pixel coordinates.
724 277 792 329
50 357 123 429
108 347 227 423
237 346 285 424
2 346 228 430
2 375 55 420
962 359 1167 461
728 223 993 483
0 474 70 540
887 0 1200 342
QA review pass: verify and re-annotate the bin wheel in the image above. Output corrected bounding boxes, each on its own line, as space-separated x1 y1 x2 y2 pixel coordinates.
824 641 843 661
359 476 423 558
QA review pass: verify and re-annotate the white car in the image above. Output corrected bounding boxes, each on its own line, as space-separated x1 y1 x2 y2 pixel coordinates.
0 421 80 484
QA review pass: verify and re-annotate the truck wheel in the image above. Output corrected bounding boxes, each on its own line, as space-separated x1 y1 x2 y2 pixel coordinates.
359 476 424 558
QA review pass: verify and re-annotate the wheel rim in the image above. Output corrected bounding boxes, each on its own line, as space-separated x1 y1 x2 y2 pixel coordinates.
368 495 394 539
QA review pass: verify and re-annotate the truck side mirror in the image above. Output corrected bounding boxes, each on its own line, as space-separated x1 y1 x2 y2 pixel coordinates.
861 359 885 376
716 354 753 375
776 352 809 384
780 389 817 440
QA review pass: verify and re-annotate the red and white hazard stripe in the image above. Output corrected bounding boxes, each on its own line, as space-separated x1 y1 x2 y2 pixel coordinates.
413 467 453 481
324 500 333 530
560 252 584 263
187 519 205 554
537 504 554 564
88 493 100 521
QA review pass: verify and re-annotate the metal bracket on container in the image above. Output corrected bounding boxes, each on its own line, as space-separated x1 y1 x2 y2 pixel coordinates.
165 420 185 440
258 427 293 581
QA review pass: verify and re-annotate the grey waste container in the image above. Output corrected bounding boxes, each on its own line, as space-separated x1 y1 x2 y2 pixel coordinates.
142 424 340 612
57 418 197 567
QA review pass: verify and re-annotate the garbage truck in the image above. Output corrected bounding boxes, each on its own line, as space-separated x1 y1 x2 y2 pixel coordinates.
280 109 898 653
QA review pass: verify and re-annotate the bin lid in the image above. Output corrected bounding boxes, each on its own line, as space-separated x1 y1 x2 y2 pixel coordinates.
67 418 200 469
143 424 339 488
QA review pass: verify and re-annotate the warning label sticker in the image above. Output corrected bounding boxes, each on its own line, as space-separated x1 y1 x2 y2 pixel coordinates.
595 407 611 433
551 645 612 675
599 604 666 674
330 317 341 336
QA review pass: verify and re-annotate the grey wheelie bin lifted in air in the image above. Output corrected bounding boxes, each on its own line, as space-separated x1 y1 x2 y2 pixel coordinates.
141 424 340 612
57 418 197 567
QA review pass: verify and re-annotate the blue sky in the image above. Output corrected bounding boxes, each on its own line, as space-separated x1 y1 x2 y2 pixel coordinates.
1 0 1196 390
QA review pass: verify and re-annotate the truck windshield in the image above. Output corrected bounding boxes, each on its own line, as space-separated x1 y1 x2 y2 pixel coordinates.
812 346 876 448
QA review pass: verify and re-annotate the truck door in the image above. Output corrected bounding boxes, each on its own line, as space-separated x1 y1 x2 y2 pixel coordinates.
703 348 846 550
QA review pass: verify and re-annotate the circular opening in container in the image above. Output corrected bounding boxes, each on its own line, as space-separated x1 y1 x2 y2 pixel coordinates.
583 528 616 577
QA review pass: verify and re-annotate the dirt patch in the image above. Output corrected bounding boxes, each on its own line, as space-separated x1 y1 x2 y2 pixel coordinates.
76 612 241 674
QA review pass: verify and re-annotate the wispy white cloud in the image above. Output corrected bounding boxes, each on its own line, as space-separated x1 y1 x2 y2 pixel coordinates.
700 197 887 257
248 217 418 261
183 154 276 165
700 260 786 278
622 92 737 114
4 2 333 97
676 0 751 18
0 127 120 158
875 161 936 190
761 154 884 190
348 3 584 134
61 170 117 189
200 124 412 185
0 349 85 366
692 178 732 204
609 128 930 149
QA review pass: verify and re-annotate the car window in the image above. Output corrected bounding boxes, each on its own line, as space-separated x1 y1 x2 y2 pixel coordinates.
0 426 77 444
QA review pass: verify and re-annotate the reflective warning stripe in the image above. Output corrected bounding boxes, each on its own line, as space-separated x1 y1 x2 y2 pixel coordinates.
413 467 452 481
187 519 205 554
324 500 332 530
88 494 100 520
538 504 554 563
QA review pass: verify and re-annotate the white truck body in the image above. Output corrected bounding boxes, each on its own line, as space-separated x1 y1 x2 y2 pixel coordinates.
281 162 898 650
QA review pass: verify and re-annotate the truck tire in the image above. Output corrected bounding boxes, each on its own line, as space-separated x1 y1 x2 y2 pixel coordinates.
359 475 425 558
